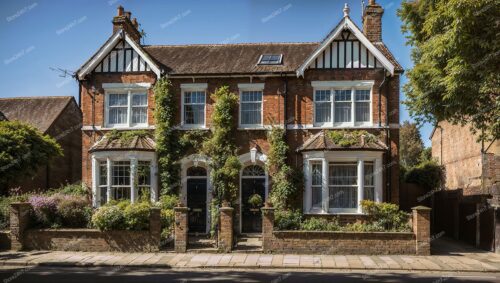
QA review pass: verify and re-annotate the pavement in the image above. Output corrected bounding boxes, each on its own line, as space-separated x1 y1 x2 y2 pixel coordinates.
0 238 498 273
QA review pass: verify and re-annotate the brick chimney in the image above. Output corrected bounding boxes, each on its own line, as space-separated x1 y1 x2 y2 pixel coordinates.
112 6 142 43
362 0 384 42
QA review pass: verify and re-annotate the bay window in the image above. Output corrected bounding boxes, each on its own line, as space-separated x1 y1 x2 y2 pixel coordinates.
304 151 383 214
91 152 158 207
312 81 373 127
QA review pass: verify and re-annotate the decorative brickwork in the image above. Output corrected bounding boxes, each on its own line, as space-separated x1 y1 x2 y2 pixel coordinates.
174 206 189 253
412 206 431 255
218 207 234 253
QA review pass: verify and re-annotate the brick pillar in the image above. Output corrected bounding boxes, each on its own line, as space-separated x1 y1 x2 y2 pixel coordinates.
412 206 431 255
10 202 31 251
149 207 161 241
174 207 189 253
218 207 233 253
261 205 275 252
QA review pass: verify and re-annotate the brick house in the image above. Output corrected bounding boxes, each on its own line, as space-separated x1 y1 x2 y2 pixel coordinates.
431 121 499 252
77 1 402 234
0 96 82 193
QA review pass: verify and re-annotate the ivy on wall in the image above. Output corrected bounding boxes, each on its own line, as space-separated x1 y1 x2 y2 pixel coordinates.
327 130 378 147
201 86 241 233
154 77 182 195
266 126 300 209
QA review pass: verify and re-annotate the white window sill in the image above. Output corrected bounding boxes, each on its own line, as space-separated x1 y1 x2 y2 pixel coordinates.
310 123 374 129
304 210 365 215
82 125 154 131
179 125 208 130
238 125 266 130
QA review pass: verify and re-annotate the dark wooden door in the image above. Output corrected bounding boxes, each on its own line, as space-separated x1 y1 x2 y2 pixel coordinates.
241 178 265 233
187 178 207 233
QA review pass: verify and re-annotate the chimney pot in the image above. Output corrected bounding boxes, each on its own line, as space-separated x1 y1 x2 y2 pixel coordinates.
369 0 376 5
117 6 124 16
125 11 131 19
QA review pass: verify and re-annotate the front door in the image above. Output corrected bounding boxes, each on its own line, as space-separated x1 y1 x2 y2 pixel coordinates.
187 178 207 233
241 178 266 233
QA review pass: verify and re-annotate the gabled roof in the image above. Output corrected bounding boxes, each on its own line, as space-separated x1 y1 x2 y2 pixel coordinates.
89 135 156 152
296 15 401 77
76 29 161 80
297 131 388 152
0 96 75 133
143 43 319 75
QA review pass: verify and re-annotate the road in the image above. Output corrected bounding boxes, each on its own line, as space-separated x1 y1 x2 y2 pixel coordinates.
0 266 498 283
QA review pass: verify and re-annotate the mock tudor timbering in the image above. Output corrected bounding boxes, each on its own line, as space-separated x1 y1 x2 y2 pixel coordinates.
77 1 402 234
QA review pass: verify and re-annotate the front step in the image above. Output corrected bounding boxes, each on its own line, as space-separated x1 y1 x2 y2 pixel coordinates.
234 234 263 252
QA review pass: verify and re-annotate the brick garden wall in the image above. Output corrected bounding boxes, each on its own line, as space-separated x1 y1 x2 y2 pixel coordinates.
270 231 415 255
23 229 159 252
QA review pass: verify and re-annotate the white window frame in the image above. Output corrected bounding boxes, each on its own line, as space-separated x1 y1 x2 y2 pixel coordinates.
91 151 158 207
303 151 383 215
181 83 207 129
312 81 373 128
104 83 150 128
238 83 264 129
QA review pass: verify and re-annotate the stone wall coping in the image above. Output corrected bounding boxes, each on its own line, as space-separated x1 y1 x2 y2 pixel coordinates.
219 207 234 212
411 206 431 211
174 207 189 212
26 228 152 233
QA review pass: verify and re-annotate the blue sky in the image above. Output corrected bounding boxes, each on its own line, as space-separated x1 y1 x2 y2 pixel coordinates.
0 0 432 146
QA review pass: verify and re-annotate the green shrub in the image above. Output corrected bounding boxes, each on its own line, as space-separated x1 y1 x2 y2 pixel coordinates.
156 195 179 239
274 209 302 230
361 200 411 232
50 183 89 197
343 222 385 232
56 195 92 228
123 202 151 230
404 160 444 190
91 205 126 231
300 217 340 231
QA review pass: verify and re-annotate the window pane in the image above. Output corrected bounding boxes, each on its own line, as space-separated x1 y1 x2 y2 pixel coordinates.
113 187 130 200
329 186 357 209
241 91 262 102
334 89 351 101
355 101 370 122
312 187 322 208
241 101 262 125
138 161 151 186
315 90 331 102
315 102 331 123
100 188 108 205
334 102 351 123
109 93 128 106
109 107 128 124
184 91 205 104
329 164 357 185
132 93 147 106
364 187 375 201
132 107 147 124
355 90 370 101
184 104 205 125
364 163 374 186
329 163 357 209
311 163 322 186
99 161 107 186
112 161 130 186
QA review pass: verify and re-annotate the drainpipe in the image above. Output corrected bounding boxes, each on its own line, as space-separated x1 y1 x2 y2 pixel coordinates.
384 72 392 203
378 71 387 128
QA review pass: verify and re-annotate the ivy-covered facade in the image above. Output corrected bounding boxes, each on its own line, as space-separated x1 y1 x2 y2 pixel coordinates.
77 2 402 234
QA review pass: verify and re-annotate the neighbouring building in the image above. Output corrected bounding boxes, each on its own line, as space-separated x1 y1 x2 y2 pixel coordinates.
0 96 82 193
431 121 499 252
77 1 402 235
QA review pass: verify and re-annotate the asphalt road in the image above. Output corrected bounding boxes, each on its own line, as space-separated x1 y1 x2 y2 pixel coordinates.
0 266 498 283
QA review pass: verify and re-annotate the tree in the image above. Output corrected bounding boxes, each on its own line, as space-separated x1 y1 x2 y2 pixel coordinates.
398 0 499 143
399 121 424 168
0 121 62 189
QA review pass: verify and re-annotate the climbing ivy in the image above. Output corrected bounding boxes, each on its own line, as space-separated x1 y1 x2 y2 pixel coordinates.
266 126 300 209
201 86 241 234
106 129 151 142
154 77 182 195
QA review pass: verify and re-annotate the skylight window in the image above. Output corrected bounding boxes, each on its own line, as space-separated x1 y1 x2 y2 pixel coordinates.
258 54 283 65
